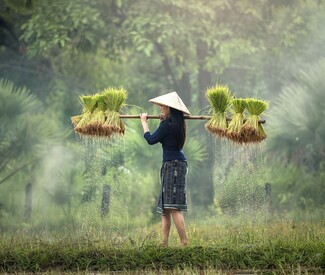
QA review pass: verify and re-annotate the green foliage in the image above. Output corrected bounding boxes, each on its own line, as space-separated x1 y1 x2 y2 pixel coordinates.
20 0 105 56
266 162 325 213
0 78 41 124
265 59 325 212
16 0 316 106
267 59 325 169
0 79 61 182
183 138 208 178
39 145 84 219
3 0 33 13
0 79 74 229
213 155 266 216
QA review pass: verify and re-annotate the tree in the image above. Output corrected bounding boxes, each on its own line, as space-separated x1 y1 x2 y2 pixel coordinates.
0 78 42 183
0 78 65 221
267 59 325 169
18 0 320 106
16 0 319 215
42 145 84 223
1 0 324 225
265 59 325 211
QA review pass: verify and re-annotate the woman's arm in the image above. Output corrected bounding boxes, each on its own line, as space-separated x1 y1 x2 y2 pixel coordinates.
140 113 167 145
140 113 149 133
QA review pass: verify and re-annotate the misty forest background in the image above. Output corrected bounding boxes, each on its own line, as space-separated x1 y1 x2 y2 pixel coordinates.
1 0 325 231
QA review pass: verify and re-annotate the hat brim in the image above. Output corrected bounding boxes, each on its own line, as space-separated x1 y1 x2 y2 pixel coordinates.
148 92 191 115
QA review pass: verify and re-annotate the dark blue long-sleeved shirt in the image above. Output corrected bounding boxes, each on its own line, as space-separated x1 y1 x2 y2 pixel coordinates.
144 119 186 162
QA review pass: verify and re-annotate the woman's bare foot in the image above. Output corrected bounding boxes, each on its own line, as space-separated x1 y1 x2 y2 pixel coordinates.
181 239 188 246
160 240 168 247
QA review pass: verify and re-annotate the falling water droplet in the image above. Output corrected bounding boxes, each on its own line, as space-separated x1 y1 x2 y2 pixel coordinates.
212 138 268 226
78 134 128 234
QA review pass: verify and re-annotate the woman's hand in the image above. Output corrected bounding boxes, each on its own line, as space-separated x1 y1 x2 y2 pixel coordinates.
140 113 148 123
140 113 149 133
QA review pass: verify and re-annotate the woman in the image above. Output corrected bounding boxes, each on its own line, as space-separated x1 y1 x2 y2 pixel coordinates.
140 91 190 246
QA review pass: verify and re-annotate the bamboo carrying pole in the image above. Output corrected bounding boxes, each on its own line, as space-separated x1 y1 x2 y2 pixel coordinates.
119 115 266 124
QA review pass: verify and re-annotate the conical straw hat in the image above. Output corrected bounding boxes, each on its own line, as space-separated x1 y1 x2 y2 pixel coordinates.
149 91 190 115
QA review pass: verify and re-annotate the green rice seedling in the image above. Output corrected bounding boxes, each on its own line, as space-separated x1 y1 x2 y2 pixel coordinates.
241 98 268 143
102 87 128 136
227 98 246 144
205 84 232 138
74 95 98 135
103 111 126 136
70 115 83 128
87 95 107 136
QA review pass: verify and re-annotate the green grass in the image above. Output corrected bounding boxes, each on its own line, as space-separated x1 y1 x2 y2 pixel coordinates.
0 222 324 273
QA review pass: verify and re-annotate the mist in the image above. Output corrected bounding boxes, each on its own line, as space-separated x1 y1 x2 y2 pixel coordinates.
0 0 324 244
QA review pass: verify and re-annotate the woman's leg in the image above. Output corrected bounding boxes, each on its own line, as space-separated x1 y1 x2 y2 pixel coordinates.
171 209 188 246
161 209 171 246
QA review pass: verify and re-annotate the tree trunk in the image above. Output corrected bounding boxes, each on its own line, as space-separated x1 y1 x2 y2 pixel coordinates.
24 182 32 220
101 184 111 218
265 183 273 218
197 40 212 108
179 72 192 107
155 42 180 92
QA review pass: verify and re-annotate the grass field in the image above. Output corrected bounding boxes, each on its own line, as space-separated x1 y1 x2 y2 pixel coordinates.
0 220 324 274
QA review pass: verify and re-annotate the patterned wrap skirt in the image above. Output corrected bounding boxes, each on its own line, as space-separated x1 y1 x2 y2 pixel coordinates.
157 160 188 215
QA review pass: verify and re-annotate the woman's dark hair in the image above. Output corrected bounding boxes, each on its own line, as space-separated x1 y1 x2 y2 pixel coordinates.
168 107 186 149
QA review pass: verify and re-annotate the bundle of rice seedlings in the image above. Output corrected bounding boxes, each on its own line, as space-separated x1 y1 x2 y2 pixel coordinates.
74 95 98 135
87 94 107 136
103 111 125 135
71 87 128 137
102 87 127 136
227 98 246 144
241 98 268 143
205 84 232 138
